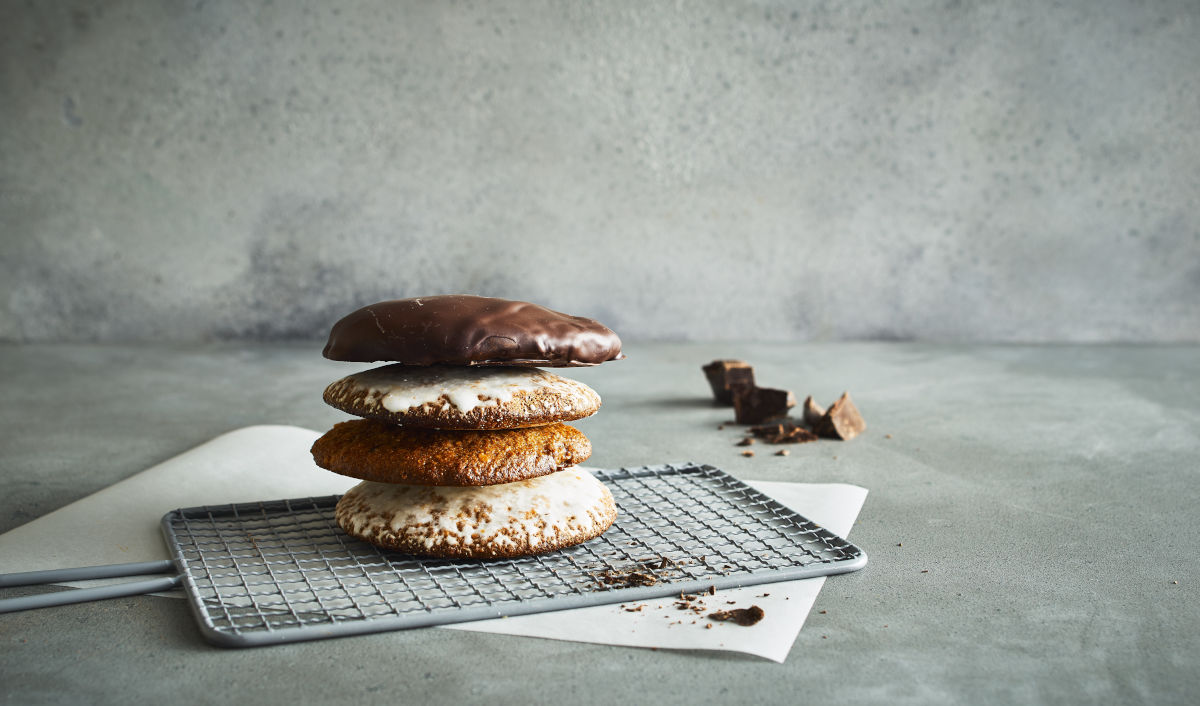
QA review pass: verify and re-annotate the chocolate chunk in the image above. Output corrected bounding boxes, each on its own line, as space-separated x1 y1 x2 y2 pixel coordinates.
813 392 866 440
702 360 755 405
323 295 623 366
707 605 765 626
802 396 826 426
732 386 795 424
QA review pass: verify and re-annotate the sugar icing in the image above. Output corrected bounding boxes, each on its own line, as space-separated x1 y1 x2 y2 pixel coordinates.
348 365 595 415
343 469 613 550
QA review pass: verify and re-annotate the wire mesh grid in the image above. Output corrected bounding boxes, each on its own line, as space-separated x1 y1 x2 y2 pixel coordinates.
162 463 866 647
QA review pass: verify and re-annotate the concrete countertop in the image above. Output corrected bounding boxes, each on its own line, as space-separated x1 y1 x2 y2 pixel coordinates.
1 342 1197 705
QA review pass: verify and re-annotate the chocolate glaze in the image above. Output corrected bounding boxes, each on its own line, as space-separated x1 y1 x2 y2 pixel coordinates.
323 295 624 366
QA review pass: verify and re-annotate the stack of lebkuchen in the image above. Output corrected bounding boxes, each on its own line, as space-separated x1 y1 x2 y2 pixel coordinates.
311 295 623 559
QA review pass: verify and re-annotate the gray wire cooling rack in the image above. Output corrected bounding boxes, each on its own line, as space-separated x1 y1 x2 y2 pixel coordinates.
156 462 866 647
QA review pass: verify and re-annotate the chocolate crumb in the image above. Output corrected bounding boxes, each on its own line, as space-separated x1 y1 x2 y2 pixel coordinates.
741 449 755 457
748 420 819 444
885 433 893 439
708 585 716 595
921 569 929 573
736 437 755 447
595 569 659 588
819 610 826 614
775 449 789 456
705 623 713 629
707 605 765 626
749 423 782 438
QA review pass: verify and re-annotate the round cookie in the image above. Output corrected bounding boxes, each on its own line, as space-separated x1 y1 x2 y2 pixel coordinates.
323 364 601 430
311 419 591 486
335 470 618 559
322 295 624 367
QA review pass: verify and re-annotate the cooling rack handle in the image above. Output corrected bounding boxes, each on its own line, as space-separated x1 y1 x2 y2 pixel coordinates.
0 574 183 614
0 559 175 588
0 559 181 614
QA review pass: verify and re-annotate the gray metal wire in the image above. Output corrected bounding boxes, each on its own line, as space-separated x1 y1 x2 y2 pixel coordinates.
162 463 867 647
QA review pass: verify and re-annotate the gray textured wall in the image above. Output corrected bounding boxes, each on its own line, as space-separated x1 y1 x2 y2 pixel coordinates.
2 0 1197 343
